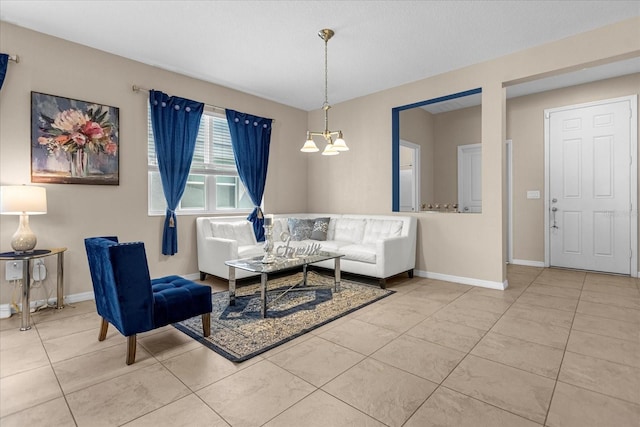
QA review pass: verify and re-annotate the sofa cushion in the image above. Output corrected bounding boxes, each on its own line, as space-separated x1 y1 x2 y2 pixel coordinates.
288 218 315 241
362 219 403 244
333 218 366 244
238 244 265 258
210 221 256 246
318 240 352 252
310 217 330 241
339 244 377 264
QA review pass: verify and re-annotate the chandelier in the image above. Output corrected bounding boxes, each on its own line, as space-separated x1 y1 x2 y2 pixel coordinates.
300 29 349 156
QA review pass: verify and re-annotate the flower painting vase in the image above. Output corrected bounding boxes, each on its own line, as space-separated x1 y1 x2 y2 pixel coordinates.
31 92 120 185
70 149 88 177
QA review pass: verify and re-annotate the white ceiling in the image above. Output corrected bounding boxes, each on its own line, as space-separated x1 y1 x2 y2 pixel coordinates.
1 1 638 111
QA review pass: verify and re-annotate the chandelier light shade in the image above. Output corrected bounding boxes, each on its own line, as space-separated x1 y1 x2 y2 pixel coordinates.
301 29 349 156
300 132 319 152
0 185 47 253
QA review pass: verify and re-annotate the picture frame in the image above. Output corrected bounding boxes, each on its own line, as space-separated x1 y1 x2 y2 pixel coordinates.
31 91 119 185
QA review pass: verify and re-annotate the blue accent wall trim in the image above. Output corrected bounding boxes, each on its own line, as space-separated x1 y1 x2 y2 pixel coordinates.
395 88 482 112
391 88 482 212
391 107 400 212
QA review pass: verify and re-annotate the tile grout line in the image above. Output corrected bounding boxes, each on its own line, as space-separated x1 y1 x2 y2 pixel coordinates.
542 270 586 427
398 268 547 426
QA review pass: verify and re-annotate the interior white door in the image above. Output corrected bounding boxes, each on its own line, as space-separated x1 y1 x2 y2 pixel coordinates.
399 169 414 211
548 98 632 274
400 141 420 212
458 143 482 213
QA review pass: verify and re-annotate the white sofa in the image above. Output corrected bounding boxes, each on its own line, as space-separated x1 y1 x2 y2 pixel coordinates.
196 213 417 287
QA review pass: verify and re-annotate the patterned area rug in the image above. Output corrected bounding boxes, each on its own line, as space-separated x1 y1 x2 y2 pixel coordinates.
173 271 394 362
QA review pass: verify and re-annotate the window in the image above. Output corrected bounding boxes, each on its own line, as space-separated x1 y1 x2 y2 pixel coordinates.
148 108 253 215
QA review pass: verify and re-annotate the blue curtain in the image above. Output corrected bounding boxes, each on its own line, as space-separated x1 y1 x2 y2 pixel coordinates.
0 54 9 91
149 90 204 255
226 109 273 241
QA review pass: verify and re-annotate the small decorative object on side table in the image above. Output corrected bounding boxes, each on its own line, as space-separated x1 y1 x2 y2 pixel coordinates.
262 214 276 264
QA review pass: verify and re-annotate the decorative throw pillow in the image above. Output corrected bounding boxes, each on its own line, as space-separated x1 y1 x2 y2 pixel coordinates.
288 218 315 241
310 217 330 241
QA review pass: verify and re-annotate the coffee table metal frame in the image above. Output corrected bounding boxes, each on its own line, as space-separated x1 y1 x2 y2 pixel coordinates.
225 251 343 318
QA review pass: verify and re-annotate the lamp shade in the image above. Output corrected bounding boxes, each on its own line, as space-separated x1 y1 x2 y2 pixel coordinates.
0 186 47 215
333 134 349 151
301 139 320 153
321 144 339 156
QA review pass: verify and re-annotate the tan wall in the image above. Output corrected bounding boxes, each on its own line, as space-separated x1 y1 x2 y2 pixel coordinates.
307 17 640 284
399 105 482 209
0 23 308 304
399 107 434 206
507 73 640 263
433 105 482 204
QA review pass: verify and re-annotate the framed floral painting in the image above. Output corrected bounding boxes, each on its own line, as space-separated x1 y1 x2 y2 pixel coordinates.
31 92 119 185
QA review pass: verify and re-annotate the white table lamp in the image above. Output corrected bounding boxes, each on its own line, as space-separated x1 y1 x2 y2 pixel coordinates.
1 185 47 253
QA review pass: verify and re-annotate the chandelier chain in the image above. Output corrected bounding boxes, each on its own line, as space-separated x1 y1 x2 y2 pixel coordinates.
300 28 348 155
324 36 329 107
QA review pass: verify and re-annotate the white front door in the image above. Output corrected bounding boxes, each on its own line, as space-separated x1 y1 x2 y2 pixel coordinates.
547 97 635 275
458 143 482 213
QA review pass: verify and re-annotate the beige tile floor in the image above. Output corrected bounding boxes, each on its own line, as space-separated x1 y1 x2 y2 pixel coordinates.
1 265 639 426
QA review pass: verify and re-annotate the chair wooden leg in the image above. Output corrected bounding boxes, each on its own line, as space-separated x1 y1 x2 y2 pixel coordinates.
98 318 109 341
202 313 211 337
126 335 137 365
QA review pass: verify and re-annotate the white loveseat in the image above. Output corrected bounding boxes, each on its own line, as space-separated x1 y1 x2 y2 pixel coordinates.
196 213 417 287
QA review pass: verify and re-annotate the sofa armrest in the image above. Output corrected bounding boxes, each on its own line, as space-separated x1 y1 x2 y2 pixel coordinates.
197 236 238 278
375 235 415 278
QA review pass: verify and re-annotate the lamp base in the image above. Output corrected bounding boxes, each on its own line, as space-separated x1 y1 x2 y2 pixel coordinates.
11 214 37 254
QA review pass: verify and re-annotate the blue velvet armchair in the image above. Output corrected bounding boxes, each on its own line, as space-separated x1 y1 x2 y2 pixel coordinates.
84 237 212 364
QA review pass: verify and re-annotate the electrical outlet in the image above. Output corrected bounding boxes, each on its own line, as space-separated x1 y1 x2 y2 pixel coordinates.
5 261 23 281
527 190 541 199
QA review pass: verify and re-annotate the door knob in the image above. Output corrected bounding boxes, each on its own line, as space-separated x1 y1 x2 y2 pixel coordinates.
552 198 558 203
552 207 558 212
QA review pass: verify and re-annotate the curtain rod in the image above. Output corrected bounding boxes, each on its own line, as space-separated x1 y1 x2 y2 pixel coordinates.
132 85 226 115
132 85 275 122
8 54 19 63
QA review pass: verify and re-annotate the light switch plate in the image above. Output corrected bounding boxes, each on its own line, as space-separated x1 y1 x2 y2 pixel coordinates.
527 190 541 199
5 261 22 281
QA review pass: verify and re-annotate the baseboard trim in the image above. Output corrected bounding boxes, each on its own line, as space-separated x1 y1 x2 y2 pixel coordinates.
64 291 95 305
0 291 95 319
414 269 508 290
0 304 11 319
511 259 546 268
183 272 201 281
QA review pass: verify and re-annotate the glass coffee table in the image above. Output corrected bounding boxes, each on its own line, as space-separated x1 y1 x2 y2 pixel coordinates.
225 251 344 318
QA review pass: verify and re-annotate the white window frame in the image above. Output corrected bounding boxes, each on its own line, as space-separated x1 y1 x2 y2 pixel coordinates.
147 107 254 216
